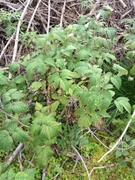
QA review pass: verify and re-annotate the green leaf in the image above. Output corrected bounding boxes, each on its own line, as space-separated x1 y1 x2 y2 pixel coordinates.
14 75 25 84
113 64 128 76
4 101 29 113
40 120 61 139
60 69 79 79
32 113 61 139
12 128 29 142
35 102 43 111
78 114 91 128
107 28 116 41
30 82 43 91
77 49 89 60
15 172 29 180
35 146 53 168
130 64 135 76
1 168 15 180
98 9 108 20
24 169 35 180
2 89 25 104
60 78 70 91
115 150 122 157
125 135 131 142
21 115 31 125
10 89 24 100
9 62 19 73
44 57 55 67
0 72 9 85
56 58 65 69
2 93 11 104
59 97 68 105
0 130 13 152
51 101 60 112
132 160 135 168
3 120 18 133
102 52 116 62
111 76 121 89
114 97 131 113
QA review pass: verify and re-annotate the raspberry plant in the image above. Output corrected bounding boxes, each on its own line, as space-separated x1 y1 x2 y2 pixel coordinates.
0 16 133 179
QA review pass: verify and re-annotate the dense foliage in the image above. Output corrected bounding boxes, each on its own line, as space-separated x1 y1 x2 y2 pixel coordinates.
0 13 135 179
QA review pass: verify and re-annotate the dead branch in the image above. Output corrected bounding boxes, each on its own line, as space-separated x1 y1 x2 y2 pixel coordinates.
47 0 51 34
72 145 90 180
1 143 24 173
98 110 135 163
0 32 15 61
12 0 32 63
89 163 117 176
27 0 42 32
118 0 127 8
60 0 67 28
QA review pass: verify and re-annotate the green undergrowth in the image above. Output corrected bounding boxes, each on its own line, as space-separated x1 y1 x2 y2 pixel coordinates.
0 14 135 179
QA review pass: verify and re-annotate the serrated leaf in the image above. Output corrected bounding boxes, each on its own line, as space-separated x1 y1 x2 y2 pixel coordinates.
24 169 35 180
130 64 135 76
0 73 9 85
114 97 131 113
44 57 55 67
60 78 70 91
132 160 135 168
51 101 60 112
130 139 135 146
35 146 53 168
100 90 112 110
2 89 24 103
115 150 122 157
35 102 43 111
3 120 18 133
77 49 89 60
59 97 68 105
107 28 116 41
2 93 11 104
14 75 25 84
60 69 79 79
9 62 19 73
0 130 13 152
78 114 91 128
12 128 29 142
15 172 29 180
1 168 15 180
40 120 61 139
30 82 43 91
113 64 128 76
21 115 31 125
56 58 65 69
4 101 29 113
10 90 25 100
111 76 121 89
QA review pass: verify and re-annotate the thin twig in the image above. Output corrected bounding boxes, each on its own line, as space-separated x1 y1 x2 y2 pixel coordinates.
12 0 32 63
47 0 51 34
27 0 42 31
2 143 24 173
118 0 127 8
98 110 135 163
42 165 48 180
0 0 19 10
60 0 67 28
88 128 110 149
0 32 15 61
121 8 133 19
0 108 29 127
72 146 90 180
89 163 117 176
